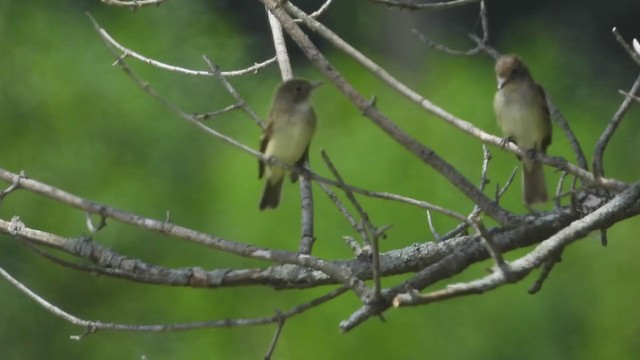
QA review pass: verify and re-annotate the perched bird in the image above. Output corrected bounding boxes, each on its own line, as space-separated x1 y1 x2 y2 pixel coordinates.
258 79 321 210
493 54 552 205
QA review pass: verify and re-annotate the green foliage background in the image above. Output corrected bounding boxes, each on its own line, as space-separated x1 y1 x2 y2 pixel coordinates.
0 1 639 359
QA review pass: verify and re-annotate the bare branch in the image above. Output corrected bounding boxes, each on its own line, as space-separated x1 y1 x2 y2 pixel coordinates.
618 89 640 104
393 182 640 307
411 1 489 56
473 221 508 275
370 0 481 11
264 0 519 225
612 27 640 67
554 172 569 209
264 310 285 360
0 261 347 334
193 103 245 121
267 8 294 80
528 249 563 294
0 169 370 298
548 98 589 170
0 170 24 205
440 145 493 240
321 150 372 242
279 2 626 193
592 73 640 177
426 211 441 241
87 13 276 77
318 184 361 236
413 29 482 56
201 56 264 127
306 0 335 19
101 0 170 9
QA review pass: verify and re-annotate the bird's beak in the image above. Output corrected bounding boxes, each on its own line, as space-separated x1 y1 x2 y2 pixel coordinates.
309 81 323 90
497 77 507 90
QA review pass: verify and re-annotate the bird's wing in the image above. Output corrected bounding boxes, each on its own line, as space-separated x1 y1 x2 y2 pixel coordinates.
536 82 552 152
258 121 273 179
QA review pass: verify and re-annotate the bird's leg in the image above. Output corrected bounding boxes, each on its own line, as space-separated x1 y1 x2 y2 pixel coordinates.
500 136 515 149
525 148 538 161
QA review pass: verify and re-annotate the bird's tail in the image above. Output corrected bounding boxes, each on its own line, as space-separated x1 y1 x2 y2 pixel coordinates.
259 177 284 210
522 161 548 205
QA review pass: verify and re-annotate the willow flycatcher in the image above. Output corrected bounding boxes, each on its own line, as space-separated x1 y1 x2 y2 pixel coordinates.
258 79 321 210
493 54 552 205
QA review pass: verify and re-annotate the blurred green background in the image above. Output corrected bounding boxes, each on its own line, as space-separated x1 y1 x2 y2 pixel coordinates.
1 0 639 359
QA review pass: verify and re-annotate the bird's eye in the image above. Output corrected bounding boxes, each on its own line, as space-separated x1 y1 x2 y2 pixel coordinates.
295 86 302 93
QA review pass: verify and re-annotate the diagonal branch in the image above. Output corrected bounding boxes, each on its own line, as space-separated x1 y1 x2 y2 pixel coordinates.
592 73 640 177
262 0 518 226
283 2 625 191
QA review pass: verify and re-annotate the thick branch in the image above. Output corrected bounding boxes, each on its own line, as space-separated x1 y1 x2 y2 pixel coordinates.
394 181 640 306
0 169 370 299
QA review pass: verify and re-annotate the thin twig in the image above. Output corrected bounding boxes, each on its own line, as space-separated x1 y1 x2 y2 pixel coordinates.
321 150 371 242
193 103 244 121
264 310 285 360
413 29 482 56
266 8 294 80
618 90 640 104
440 145 491 241
366 225 383 302
528 248 563 294
101 0 170 8
612 27 640 67
0 263 348 334
0 170 24 205
306 0 335 19
554 172 569 209
88 13 275 77
85 213 107 234
318 183 361 237
320 150 383 302
201 56 264 127
411 2 489 56
426 211 441 241
473 221 509 276
548 98 588 170
341 236 364 257
599 228 608 247
370 0 482 11
496 167 518 203
592 73 640 177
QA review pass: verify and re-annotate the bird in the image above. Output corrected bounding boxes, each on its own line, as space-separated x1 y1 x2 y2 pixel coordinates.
258 78 321 210
493 54 552 205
